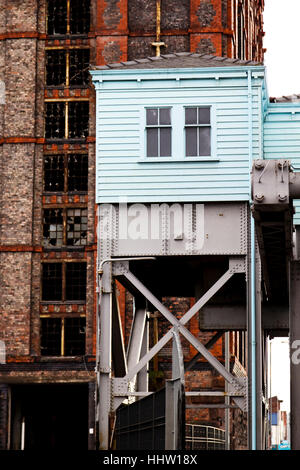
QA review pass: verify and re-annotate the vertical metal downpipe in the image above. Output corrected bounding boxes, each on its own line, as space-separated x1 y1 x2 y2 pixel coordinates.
248 69 256 450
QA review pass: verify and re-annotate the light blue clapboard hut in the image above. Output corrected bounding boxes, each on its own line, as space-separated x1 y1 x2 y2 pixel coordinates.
91 53 300 217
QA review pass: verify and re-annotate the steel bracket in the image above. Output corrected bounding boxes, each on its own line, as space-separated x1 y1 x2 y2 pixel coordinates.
229 257 246 274
112 378 129 397
112 261 129 276
228 377 248 412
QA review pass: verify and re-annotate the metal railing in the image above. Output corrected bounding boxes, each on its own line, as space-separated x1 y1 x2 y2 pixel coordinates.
185 424 226 450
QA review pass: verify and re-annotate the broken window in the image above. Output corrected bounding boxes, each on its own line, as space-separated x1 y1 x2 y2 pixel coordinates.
45 101 89 140
70 0 90 35
69 49 90 86
46 48 90 87
47 0 67 36
64 317 86 355
40 318 61 356
66 263 87 301
43 209 64 248
68 101 89 138
40 317 86 356
44 155 65 192
42 263 63 301
45 102 65 139
42 208 87 247
42 262 86 301
41 318 62 356
67 208 88 246
43 154 88 193
46 50 67 86
47 0 90 36
67 154 88 192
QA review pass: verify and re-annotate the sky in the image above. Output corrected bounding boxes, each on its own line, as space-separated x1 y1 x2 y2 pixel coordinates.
264 0 300 97
269 338 290 412
263 2 293 414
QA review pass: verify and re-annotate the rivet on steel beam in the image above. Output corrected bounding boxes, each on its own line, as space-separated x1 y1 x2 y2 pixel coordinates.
255 193 264 202
255 160 265 170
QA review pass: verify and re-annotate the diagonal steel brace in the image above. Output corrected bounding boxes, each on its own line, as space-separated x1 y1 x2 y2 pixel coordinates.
113 258 246 399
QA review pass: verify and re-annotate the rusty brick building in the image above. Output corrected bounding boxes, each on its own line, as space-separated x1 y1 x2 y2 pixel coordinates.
0 0 264 450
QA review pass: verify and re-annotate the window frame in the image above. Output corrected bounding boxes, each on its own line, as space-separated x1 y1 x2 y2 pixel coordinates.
41 261 87 303
46 0 91 37
145 106 172 158
184 106 212 158
40 316 86 357
43 152 88 194
42 206 88 248
44 99 89 140
140 104 217 162
45 47 90 88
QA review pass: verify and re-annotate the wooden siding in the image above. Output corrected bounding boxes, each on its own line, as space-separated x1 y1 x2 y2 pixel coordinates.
264 104 300 224
92 68 264 204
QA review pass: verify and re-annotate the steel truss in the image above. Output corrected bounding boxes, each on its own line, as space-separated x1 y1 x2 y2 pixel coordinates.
96 256 251 450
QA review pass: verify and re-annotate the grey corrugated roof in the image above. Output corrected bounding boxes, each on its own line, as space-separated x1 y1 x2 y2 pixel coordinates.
270 94 300 103
93 52 262 71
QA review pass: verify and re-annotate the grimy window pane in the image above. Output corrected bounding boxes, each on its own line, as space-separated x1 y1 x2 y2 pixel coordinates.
159 108 171 125
199 127 211 156
68 101 89 138
147 128 158 157
45 102 65 139
46 50 66 86
67 154 88 191
47 0 67 35
70 0 90 35
42 263 62 301
198 107 210 125
160 128 171 156
65 317 86 356
146 108 158 126
185 107 197 125
186 127 197 156
69 49 90 86
44 155 64 192
66 263 86 301
67 208 88 246
41 318 62 356
43 209 63 248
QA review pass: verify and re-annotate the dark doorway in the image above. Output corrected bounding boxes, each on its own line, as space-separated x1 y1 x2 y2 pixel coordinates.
10 384 88 450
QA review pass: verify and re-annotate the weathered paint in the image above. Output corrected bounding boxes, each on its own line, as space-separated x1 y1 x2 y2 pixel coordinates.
91 66 265 204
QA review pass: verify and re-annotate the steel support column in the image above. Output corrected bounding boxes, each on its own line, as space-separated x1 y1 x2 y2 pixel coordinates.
136 316 149 393
289 261 300 450
127 297 148 394
255 245 263 449
247 237 263 449
225 332 230 450
98 262 113 450
165 330 185 450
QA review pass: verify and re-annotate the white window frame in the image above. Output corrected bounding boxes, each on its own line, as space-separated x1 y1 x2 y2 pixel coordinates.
139 104 217 162
184 105 212 158
145 106 173 158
